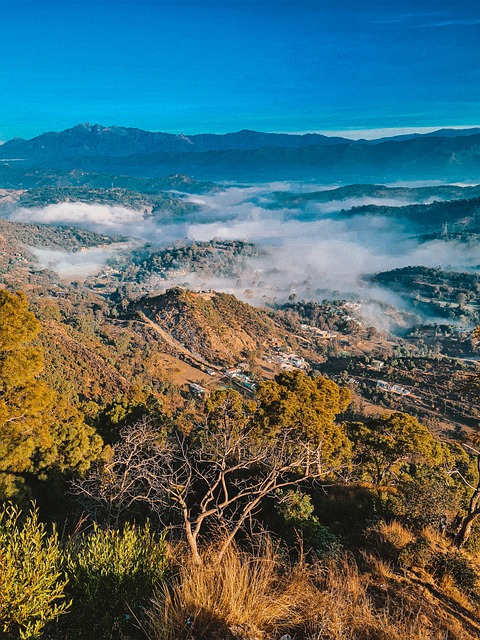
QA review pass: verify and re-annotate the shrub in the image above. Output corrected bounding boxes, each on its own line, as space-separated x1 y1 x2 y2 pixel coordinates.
57 522 169 639
433 551 480 601
386 471 465 530
276 489 341 557
0 503 69 639
398 537 432 569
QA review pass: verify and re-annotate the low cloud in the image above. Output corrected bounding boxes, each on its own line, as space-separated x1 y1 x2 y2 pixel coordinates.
30 245 129 281
7 183 480 326
11 202 146 229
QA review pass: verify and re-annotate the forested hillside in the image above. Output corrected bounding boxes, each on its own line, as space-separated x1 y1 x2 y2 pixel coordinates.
1 278 480 640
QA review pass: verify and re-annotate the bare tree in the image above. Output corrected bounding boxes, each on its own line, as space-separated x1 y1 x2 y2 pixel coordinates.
71 417 170 528
73 405 348 563
452 443 480 548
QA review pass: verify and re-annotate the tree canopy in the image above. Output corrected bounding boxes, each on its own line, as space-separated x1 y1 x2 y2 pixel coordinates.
255 370 352 469
346 412 458 487
0 290 102 500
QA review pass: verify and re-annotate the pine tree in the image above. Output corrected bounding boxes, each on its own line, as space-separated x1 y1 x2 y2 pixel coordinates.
0 290 103 500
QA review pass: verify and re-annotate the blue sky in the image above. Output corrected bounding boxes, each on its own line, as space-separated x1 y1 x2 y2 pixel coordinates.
1 0 479 140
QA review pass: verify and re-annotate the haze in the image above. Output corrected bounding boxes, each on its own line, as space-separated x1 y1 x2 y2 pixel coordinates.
9 182 479 324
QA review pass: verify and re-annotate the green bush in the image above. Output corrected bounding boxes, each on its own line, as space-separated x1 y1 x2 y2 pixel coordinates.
0 503 69 639
433 551 480 600
276 489 341 557
398 537 432 569
57 522 169 639
385 470 465 530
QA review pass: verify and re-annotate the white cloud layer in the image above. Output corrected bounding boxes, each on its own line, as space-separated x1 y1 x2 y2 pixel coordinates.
7 184 480 324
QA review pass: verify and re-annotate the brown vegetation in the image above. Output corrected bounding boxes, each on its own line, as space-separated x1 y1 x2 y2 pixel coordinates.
146 533 480 640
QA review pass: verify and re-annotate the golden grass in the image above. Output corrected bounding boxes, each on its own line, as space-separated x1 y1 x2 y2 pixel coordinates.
439 574 473 610
145 535 480 640
361 551 396 579
146 538 310 640
375 520 415 551
306 558 479 640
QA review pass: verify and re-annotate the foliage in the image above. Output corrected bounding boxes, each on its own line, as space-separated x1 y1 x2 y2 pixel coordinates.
0 290 56 498
34 397 104 476
204 387 256 436
346 412 452 486
134 239 260 284
0 503 69 639
398 537 432 570
255 371 352 462
0 218 126 252
74 384 350 562
433 551 480 601
0 290 104 500
57 522 168 639
386 466 467 529
276 489 341 557
277 488 315 523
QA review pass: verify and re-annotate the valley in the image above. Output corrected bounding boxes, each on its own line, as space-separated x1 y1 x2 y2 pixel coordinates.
0 177 478 438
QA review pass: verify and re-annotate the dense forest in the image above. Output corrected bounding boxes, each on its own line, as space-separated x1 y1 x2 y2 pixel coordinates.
368 267 480 324
129 240 262 284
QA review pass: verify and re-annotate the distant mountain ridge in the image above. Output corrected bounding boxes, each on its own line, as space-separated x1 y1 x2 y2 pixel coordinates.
4 123 480 160
55 132 480 181
0 123 353 160
2 123 480 182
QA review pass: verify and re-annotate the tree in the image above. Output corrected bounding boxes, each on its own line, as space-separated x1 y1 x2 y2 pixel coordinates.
255 371 351 452
74 385 352 564
71 418 167 528
346 413 449 487
452 442 480 548
0 290 103 500
0 291 56 498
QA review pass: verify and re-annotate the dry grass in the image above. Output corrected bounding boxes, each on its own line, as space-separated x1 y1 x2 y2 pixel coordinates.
439 574 473 610
375 520 415 551
361 552 396 579
306 557 480 640
146 538 311 640
145 535 480 640
306 558 423 640
422 526 450 551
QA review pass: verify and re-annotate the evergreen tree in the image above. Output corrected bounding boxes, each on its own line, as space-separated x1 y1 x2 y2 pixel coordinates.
0 290 103 501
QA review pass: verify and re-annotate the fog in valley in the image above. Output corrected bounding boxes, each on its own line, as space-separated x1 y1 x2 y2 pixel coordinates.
6 181 480 326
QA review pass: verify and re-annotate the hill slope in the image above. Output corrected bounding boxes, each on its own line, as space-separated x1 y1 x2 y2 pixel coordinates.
138 288 289 366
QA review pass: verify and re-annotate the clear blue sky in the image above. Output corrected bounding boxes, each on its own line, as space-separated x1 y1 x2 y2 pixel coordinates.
1 0 479 140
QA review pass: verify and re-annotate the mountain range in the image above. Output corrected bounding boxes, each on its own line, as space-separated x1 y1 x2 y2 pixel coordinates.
2 123 480 182
0 124 352 159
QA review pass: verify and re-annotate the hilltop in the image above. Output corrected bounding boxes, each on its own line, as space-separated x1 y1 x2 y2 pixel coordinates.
138 287 290 367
